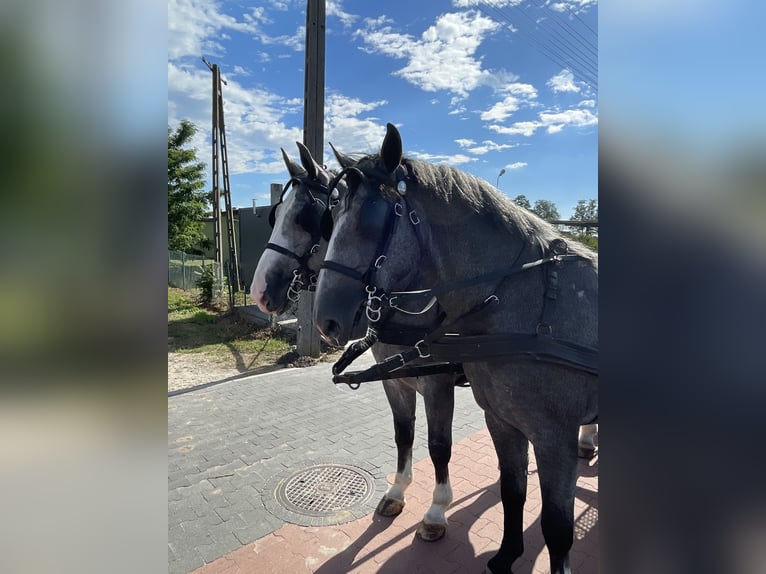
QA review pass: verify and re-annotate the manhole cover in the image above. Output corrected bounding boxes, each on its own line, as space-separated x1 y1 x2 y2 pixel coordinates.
263 461 383 527
276 463 375 516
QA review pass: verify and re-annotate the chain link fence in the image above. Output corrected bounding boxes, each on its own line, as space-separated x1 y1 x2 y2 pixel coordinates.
168 250 225 294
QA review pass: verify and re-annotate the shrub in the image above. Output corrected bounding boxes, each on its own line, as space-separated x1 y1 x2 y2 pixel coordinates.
196 264 217 305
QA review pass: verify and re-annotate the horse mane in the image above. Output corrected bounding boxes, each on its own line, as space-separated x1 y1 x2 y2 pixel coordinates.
354 153 596 261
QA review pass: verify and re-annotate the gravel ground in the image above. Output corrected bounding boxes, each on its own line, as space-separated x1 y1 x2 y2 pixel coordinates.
167 353 246 393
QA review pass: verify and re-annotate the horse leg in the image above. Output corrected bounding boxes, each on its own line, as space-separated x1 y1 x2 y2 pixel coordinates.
376 381 416 517
416 378 455 542
578 424 598 459
484 414 529 574
533 432 580 574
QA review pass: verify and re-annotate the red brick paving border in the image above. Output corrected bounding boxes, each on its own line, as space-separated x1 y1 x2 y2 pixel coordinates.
192 428 598 574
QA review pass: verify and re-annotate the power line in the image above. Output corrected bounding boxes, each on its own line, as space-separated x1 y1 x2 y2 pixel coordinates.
478 0 598 91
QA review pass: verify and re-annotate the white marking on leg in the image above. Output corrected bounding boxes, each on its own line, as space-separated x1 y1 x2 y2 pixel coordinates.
423 481 453 526
385 457 412 502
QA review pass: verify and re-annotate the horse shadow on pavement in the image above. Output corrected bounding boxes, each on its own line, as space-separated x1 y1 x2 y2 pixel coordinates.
314 456 597 574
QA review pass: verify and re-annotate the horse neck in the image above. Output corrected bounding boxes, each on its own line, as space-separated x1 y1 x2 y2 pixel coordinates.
408 190 545 323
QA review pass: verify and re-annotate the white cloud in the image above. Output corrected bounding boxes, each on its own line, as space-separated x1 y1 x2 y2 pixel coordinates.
506 161 527 170
479 82 538 123
327 0 358 28
168 61 303 176
355 11 501 98
548 0 597 15
453 0 523 6
547 69 580 93
488 105 598 137
457 138 515 155
490 121 541 137
168 0 261 60
409 151 476 165
169 0 302 61
481 95 521 122
539 108 598 132
324 93 389 158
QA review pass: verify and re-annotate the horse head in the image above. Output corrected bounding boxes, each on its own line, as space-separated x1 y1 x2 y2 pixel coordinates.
251 144 341 315
314 124 424 346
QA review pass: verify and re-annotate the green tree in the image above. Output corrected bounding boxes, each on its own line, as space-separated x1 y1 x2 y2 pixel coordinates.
512 194 531 210
532 199 560 222
570 199 598 236
168 120 207 253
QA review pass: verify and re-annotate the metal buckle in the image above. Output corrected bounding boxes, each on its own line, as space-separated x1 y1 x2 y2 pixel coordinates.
484 294 499 305
394 203 404 217
383 353 405 371
374 255 386 269
310 243 320 254
415 339 431 359
409 210 420 225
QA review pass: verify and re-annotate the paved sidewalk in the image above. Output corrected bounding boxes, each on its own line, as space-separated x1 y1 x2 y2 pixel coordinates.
168 354 598 573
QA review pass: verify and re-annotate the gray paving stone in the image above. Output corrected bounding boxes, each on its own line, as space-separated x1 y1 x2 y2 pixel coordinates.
168 551 205 574
197 531 243 563
168 357 486 571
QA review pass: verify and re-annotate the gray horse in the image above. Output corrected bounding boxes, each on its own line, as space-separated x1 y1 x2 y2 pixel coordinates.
251 142 460 541
313 123 598 574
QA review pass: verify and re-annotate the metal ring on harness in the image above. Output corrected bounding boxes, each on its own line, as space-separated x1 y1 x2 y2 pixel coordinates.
287 269 304 303
365 285 384 323
415 339 431 359
388 294 438 315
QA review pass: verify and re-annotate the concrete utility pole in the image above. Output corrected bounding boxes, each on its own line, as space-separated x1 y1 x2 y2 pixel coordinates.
296 0 325 357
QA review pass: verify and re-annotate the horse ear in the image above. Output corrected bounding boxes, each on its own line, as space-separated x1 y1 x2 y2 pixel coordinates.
329 142 355 168
380 122 402 175
281 148 305 178
295 141 319 180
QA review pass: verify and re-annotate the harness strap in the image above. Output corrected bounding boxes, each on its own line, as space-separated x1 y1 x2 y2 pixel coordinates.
321 260 366 282
265 242 313 266
429 333 598 375
387 253 584 310
331 298 494 389
332 330 378 376
333 362 466 388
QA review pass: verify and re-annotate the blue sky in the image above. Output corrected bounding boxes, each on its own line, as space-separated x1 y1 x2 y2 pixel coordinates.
168 0 597 218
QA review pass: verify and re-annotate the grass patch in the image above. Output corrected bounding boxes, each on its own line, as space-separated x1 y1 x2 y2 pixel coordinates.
168 287 201 314
168 287 294 370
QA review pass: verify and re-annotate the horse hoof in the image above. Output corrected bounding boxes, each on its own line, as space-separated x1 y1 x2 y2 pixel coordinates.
416 521 446 542
578 446 597 459
376 496 405 517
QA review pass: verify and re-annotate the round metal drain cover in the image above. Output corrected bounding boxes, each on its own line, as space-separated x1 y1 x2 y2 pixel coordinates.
263 461 382 527
277 463 374 516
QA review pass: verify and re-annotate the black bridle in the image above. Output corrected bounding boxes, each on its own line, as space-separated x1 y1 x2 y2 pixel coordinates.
265 175 333 301
321 165 421 324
